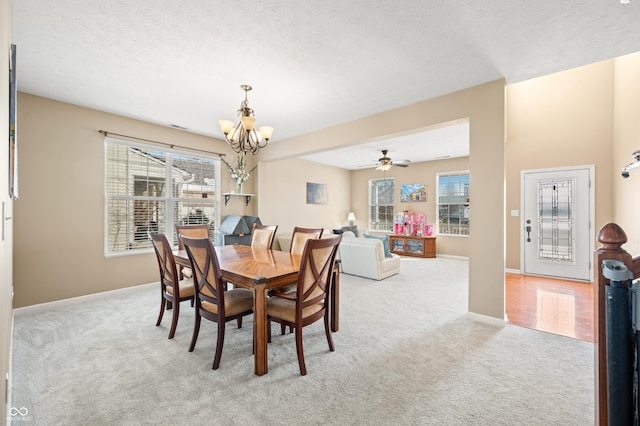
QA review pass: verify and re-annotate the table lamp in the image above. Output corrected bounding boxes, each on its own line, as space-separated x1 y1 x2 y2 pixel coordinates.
347 212 356 226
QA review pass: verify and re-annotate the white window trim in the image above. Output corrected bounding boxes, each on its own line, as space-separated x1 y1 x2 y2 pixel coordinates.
436 170 470 238
368 177 395 232
104 137 221 257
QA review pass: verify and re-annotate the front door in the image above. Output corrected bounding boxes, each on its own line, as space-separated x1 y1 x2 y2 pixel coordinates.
522 166 593 281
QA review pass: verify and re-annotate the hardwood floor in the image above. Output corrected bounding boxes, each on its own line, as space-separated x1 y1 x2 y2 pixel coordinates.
506 273 594 343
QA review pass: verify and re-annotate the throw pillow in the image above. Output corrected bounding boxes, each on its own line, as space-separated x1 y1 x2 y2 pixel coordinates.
364 234 392 258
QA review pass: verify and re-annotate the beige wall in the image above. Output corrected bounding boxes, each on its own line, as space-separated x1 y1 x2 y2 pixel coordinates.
2 0 13 420
13 93 258 308
505 57 637 271
257 157 352 247
259 80 506 320
350 156 470 256
613 52 640 255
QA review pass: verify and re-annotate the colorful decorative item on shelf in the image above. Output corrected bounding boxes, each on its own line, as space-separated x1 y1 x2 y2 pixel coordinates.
426 224 434 236
394 210 428 236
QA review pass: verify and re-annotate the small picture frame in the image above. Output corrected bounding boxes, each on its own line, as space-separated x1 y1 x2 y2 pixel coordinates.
306 182 327 204
401 184 426 202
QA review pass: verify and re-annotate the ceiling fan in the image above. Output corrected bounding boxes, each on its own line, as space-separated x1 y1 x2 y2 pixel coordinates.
375 149 410 171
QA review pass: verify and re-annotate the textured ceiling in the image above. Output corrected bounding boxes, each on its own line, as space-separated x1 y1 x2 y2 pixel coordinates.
12 0 640 169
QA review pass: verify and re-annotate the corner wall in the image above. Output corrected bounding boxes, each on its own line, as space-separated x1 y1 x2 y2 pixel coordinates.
505 59 616 271
613 52 640 255
1 0 13 421
13 93 252 307
260 80 506 320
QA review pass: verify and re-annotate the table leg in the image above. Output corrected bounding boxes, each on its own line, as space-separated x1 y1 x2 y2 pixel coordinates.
253 285 268 376
331 268 339 332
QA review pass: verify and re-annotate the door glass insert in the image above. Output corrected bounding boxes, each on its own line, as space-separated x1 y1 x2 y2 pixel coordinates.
537 178 574 264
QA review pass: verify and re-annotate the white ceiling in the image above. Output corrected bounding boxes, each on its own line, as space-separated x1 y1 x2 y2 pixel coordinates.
12 1 640 169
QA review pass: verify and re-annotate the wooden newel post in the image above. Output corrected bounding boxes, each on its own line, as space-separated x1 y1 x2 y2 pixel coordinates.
594 223 632 426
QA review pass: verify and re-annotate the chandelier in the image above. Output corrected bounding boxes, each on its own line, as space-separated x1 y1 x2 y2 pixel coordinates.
218 84 274 155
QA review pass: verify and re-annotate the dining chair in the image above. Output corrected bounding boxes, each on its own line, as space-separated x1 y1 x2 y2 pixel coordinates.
251 223 278 249
175 224 210 278
180 235 254 370
266 235 342 375
289 226 323 255
276 226 325 334
277 226 324 293
149 232 195 339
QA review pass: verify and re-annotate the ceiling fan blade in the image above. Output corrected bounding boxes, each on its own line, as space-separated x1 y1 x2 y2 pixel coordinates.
394 163 409 168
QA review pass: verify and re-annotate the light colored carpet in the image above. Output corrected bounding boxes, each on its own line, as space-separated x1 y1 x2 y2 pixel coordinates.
10 256 594 425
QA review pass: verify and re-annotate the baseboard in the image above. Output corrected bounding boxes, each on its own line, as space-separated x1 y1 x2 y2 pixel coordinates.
467 311 506 327
505 268 521 274
434 254 469 260
13 282 157 316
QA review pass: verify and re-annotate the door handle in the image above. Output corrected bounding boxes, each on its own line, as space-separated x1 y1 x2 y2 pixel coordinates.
525 220 531 242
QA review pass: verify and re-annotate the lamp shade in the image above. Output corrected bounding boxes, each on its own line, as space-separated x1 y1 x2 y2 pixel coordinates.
259 126 274 140
347 212 356 222
240 116 256 131
218 119 235 134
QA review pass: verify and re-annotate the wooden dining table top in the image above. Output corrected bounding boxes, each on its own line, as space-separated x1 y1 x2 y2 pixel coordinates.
175 244 302 288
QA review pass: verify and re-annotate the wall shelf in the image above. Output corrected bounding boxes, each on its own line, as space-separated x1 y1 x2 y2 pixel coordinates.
223 193 254 206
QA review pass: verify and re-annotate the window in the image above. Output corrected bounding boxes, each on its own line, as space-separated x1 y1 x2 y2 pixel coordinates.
368 178 394 232
105 138 219 255
437 172 470 236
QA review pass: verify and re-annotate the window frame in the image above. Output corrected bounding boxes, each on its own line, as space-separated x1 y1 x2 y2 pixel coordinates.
368 177 395 232
436 171 470 237
104 137 220 257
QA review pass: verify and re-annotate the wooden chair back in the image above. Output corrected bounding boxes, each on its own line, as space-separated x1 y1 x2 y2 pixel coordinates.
149 232 180 295
179 235 224 314
251 223 278 249
296 235 341 312
175 224 210 250
290 227 323 255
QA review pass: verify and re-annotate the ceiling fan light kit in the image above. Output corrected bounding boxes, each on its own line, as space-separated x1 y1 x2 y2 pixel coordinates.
375 149 410 171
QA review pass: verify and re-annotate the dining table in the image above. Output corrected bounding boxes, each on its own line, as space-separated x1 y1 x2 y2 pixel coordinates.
174 244 340 376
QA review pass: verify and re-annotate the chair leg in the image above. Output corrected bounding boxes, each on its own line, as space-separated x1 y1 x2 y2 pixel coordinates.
324 312 335 352
295 327 307 376
190 296 194 307
212 320 225 370
189 312 201 352
156 295 166 326
267 319 272 343
237 317 243 329
280 323 286 335
168 301 179 339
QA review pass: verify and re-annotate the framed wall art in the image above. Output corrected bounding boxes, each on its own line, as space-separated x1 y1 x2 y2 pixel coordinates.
306 182 327 204
401 183 426 202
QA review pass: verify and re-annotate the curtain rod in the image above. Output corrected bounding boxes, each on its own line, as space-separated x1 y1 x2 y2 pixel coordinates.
98 130 225 157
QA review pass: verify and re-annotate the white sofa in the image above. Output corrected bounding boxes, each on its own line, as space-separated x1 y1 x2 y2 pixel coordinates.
277 227 367 252
338 232 401 280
